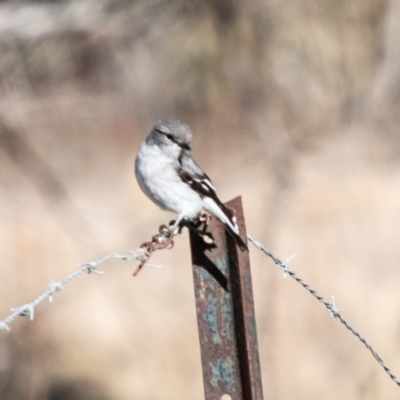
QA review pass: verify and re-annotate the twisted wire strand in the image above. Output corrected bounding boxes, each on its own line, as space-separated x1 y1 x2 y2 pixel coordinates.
0 250 147 332
1 229 399 389
247 234 400 388
0 223 178 332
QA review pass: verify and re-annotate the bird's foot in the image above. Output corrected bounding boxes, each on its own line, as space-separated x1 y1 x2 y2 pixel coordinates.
171 219 216 251
175 217 214 244
168 219 182 235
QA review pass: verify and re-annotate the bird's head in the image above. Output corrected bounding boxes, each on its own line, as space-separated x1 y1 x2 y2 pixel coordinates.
147 120 192 157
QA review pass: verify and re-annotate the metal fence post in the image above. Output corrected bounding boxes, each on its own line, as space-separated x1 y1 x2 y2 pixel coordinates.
189 196 264 400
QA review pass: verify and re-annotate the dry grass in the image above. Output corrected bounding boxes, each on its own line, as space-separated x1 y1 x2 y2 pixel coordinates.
1 1 400 399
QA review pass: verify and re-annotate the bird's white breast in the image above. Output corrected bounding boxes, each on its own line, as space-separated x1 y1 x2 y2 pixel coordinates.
135 142 203 218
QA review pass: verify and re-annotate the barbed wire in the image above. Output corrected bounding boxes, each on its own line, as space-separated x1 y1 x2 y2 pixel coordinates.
246 234 400 388
0 227 398 389
0 225 175 332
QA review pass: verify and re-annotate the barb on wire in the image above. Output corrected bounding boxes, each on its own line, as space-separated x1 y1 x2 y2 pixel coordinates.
247 234 400 388
2 221 399 390
0 223 176 332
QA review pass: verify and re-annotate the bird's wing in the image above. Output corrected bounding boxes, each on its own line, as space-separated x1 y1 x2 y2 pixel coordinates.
177 150 234 220
177 150 248 252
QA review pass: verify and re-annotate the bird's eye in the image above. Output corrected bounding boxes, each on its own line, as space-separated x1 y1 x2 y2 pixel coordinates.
165 134 174 141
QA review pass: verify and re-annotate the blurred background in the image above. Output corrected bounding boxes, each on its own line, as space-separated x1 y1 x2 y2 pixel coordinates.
1 0 400 399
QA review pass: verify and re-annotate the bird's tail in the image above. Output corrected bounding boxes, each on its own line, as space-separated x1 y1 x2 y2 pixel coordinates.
225 224 248 252
202 197 248 252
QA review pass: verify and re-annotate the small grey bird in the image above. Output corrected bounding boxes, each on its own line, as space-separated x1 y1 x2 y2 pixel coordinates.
135 120 248 251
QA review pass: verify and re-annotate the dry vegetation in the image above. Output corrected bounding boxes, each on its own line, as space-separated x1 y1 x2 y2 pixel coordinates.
1 0 400 399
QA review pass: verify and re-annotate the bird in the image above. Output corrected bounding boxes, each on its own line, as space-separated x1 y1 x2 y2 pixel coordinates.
135 119 248 252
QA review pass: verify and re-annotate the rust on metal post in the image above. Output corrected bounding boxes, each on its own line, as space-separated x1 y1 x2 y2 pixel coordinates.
189 196 264 400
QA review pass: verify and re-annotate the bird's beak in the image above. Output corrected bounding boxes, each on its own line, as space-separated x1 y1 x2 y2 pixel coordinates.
181 143 191 150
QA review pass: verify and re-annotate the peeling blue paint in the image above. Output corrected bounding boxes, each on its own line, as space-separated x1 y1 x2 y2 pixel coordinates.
209 358 236 390
203 295 221 344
